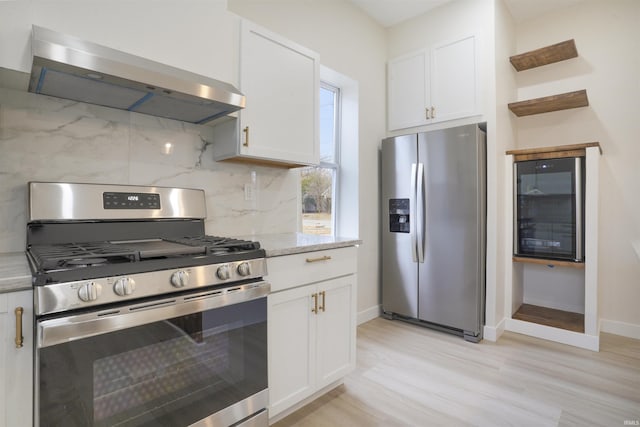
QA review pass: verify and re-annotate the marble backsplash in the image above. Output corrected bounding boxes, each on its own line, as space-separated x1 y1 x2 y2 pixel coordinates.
0 87 299 253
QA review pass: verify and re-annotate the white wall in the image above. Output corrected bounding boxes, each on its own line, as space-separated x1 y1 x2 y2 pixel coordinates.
487 0 517 339
227 0 387 320
513 0 640 337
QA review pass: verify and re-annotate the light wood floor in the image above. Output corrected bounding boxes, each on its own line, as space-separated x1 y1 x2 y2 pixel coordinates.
274 317 640 426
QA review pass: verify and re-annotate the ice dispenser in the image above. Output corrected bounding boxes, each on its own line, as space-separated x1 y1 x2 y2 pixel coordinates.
389 199 410 233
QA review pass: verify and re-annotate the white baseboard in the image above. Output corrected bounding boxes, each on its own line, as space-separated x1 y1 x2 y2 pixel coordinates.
357 304 381 325
483 317 506 342
505 318 599 351
600 319 640 340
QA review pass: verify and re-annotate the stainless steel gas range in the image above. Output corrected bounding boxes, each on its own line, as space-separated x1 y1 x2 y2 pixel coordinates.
27 182 269 427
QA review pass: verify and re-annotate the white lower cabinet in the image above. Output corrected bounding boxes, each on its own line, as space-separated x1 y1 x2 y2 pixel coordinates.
0 290 33 427
267 247 357 419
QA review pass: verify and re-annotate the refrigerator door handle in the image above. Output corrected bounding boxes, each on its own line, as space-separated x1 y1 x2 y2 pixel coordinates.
416 163 425 263
410 163 418 262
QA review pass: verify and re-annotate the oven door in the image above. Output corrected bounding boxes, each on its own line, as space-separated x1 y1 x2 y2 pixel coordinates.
35 281 269 427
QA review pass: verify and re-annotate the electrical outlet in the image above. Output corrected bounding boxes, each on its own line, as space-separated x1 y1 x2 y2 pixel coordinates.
244 183 255 201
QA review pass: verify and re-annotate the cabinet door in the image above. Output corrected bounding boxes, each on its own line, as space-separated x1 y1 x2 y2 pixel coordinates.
0 290 33 427
239 20 319 165
267 284 316 417
388 49 430 131
430 35 477 123
315 275 356 389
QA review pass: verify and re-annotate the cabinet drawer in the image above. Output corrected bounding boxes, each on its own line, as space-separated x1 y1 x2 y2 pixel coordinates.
267 246 357 292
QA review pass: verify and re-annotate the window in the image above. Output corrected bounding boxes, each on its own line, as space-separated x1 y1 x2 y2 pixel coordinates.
301 82 340 235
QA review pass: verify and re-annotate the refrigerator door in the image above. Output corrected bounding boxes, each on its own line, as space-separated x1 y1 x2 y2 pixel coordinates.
381 134 419 318
417 125 486 337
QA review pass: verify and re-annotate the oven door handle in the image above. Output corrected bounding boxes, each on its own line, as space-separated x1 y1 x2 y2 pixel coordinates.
37 281 270 349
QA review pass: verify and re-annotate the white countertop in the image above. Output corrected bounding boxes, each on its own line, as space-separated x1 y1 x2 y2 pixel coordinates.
0 252 32 293
238 233 361 257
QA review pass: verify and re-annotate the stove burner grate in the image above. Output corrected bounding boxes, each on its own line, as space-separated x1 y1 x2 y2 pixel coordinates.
29 242 139 271
166 236 260 254
28 236 262 274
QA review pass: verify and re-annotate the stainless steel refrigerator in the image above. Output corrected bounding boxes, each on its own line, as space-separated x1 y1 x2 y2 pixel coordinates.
381 123 486 342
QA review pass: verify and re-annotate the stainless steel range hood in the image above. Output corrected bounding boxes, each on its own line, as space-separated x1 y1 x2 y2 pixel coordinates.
28 26 245 124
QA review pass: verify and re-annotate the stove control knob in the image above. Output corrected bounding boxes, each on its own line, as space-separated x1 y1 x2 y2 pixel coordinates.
113 277 136 297
171 270 190 288
237 262 251 277
216 265 231 280
78 282 102 302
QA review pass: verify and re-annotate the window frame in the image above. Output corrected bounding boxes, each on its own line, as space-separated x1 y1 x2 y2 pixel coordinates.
300 81 341 236
319 81 341 235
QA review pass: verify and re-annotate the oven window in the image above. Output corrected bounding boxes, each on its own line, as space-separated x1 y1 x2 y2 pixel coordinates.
38 298 267 427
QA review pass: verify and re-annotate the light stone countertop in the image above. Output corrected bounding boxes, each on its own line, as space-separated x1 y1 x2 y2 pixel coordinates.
0 252 32 294
238 233 362 257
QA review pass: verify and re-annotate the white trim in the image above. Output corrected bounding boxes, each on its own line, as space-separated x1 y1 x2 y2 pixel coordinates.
483 317 506 342
505 318 599 351
583 146 600 336
357 305 381 325
320 65 359 239
600 319 640 340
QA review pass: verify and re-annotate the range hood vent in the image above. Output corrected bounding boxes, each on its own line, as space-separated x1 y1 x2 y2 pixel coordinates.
28 26 245 124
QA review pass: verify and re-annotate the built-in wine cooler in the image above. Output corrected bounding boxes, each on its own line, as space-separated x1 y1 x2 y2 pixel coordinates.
514 156 585 262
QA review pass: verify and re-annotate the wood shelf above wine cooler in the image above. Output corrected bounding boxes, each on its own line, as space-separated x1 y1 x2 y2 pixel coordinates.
510 39 578 71
508 90 589 117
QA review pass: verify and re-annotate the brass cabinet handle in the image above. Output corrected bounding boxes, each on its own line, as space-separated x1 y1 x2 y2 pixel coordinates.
425 107 430 120
243 126 249 147
311 293 318 314
305 255 332 263
15 307 24 348
431 106 435 118
319 291 326 312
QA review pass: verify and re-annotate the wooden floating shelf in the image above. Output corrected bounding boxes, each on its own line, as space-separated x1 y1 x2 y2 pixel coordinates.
513 304 584 333
507 142 601 161
513 256 585 269
510 39 578 71
508 89 589 117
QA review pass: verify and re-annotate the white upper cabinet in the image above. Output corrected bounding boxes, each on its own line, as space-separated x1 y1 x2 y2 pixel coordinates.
430 35 477 123
388 49 430 130
388 34 478 131
211 20 320 167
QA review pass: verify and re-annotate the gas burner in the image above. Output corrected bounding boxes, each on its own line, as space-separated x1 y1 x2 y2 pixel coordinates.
65 258 108 268
166 236 260 254
209 249 231 256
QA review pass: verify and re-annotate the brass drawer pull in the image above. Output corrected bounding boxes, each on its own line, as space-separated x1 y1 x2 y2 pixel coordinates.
311 293 318 314
319 291 326 312
15 307 24 348
305 255 332 263
243 126 249 147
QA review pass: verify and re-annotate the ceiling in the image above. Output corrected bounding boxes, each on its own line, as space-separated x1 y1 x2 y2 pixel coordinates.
349 0 585 27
